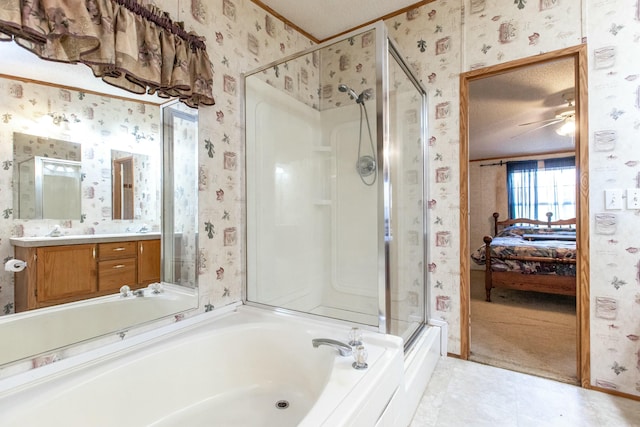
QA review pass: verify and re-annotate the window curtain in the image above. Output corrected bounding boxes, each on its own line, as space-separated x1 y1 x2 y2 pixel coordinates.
0 0 214 108
506 160 538 219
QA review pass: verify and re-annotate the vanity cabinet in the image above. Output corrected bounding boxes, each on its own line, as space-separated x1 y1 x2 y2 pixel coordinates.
13 237 161 312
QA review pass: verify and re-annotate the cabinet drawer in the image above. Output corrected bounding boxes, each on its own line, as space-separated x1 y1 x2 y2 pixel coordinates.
99 241 136 260
98 258 136 292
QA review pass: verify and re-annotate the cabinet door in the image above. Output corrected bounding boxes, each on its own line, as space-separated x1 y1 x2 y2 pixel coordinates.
36 244 97 304
138 239 161 285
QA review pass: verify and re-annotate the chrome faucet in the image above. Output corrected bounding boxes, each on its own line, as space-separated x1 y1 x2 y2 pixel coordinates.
312 338 353 356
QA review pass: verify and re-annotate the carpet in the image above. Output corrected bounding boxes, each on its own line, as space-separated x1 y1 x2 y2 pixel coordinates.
469 270 578 384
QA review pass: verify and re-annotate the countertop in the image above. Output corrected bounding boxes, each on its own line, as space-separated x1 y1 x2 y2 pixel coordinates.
10 232 161 248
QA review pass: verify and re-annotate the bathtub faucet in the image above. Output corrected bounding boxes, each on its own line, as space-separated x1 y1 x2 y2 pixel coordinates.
312 338 353 357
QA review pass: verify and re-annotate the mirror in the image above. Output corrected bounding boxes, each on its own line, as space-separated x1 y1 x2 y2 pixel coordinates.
0 41 198 369
13 133 83 220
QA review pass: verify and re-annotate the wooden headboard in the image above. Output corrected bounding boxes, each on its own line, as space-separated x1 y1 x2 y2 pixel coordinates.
492 212 576 236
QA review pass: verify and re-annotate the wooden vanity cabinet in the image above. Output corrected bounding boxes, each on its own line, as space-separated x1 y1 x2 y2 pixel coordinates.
13 238 161 312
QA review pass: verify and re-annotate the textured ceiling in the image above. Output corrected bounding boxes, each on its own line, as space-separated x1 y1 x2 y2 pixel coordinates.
254 0 422 40
469 58 576 160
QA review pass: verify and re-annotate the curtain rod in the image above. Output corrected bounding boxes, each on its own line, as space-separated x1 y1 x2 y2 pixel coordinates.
480 160 505 167
112 0 206 50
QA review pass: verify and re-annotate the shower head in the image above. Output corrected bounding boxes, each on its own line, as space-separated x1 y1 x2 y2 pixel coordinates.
338 84 359 103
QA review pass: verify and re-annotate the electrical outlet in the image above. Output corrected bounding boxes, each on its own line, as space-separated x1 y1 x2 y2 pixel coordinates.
627 189 640 209
605 189 623 210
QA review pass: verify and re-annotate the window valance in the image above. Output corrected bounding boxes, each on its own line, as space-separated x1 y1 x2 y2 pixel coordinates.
0 0 215 108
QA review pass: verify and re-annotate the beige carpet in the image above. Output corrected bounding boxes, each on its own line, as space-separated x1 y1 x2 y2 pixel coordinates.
469 270 578 384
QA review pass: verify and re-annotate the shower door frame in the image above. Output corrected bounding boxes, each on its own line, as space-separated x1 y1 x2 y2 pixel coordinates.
383 34 430 347
242 22 430 342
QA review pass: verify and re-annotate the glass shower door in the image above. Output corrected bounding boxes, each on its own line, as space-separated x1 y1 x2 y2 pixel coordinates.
244 23 429 345
386 41 428 343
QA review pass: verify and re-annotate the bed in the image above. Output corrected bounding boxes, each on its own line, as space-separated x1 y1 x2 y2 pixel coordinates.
471 212 577 302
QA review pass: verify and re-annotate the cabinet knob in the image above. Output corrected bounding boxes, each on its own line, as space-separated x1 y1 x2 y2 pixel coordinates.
112 264 126 269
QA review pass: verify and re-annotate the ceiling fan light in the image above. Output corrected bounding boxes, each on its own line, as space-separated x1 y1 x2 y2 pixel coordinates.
556 116 575 136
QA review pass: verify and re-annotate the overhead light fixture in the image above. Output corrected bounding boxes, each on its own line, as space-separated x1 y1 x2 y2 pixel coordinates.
555 115 575 136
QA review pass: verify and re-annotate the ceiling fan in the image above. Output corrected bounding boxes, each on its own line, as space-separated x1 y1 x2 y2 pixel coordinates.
515 92 576 137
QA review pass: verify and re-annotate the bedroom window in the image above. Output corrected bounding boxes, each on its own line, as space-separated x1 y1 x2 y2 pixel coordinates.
507 156 576 221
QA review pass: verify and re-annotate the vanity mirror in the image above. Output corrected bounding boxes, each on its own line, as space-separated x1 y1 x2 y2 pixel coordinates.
0 41 199 368
13 133 83 220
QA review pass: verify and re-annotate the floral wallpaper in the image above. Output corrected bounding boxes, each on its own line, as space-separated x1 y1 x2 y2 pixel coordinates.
584 0 640 397
381 0 639 398
319 29 378 111
0 77 161 315
1 0 638 400
167 0 314 314
0 0 313 379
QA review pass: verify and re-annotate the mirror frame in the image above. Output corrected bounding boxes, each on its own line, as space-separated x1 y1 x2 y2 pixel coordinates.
0 67 199 370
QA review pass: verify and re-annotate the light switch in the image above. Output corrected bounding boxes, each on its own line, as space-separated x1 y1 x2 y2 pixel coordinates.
627 189 640 209
605 189 623 210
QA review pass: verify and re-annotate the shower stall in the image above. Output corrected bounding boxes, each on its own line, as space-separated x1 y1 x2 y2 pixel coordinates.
244 22 428 345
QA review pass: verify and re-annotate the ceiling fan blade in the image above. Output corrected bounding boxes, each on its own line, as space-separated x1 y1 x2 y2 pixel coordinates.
510 117 565 139
518 117 563 127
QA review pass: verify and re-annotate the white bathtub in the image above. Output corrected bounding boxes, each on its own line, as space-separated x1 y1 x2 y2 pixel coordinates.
0 304 405 426
0 283 197 366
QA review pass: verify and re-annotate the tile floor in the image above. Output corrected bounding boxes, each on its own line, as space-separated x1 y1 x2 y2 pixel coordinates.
410 357 640 427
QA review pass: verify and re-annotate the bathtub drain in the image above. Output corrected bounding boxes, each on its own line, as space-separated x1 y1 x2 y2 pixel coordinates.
275 400 290 410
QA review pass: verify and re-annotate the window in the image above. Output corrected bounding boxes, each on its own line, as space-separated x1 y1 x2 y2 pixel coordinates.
507 157 576 221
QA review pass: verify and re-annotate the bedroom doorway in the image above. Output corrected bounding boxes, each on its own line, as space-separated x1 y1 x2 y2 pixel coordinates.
459 45 590 385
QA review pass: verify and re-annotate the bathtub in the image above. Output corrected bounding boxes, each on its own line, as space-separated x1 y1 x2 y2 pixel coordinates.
0 283 197 366
0 304 404 426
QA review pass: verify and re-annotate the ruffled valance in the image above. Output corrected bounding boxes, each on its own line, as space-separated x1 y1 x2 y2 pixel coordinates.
0 0 215 108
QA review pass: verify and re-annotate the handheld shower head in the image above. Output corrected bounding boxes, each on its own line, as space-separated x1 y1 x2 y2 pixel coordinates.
338 84 359 102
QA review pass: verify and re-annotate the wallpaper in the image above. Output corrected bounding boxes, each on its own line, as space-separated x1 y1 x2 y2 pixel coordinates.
584 0 640 397
175 0 640 397
1 0 638 399
167 0 314 314
381 0 638 397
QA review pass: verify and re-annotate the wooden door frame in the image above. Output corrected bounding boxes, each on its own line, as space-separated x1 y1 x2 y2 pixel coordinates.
112 156 134 220
458 45 590 387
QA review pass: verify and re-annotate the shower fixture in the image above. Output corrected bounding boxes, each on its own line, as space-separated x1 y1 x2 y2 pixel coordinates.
338 84 373 105
338 84 359 103
338 84 377 186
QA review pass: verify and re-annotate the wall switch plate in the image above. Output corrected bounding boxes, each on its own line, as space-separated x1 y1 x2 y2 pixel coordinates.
627 189 640 209
605 189 624 210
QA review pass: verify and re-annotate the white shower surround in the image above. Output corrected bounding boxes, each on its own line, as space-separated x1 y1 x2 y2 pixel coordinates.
246 77 380 323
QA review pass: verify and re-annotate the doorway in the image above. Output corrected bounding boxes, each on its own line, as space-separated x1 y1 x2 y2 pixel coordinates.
112 156 134 220
459 45 590 386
